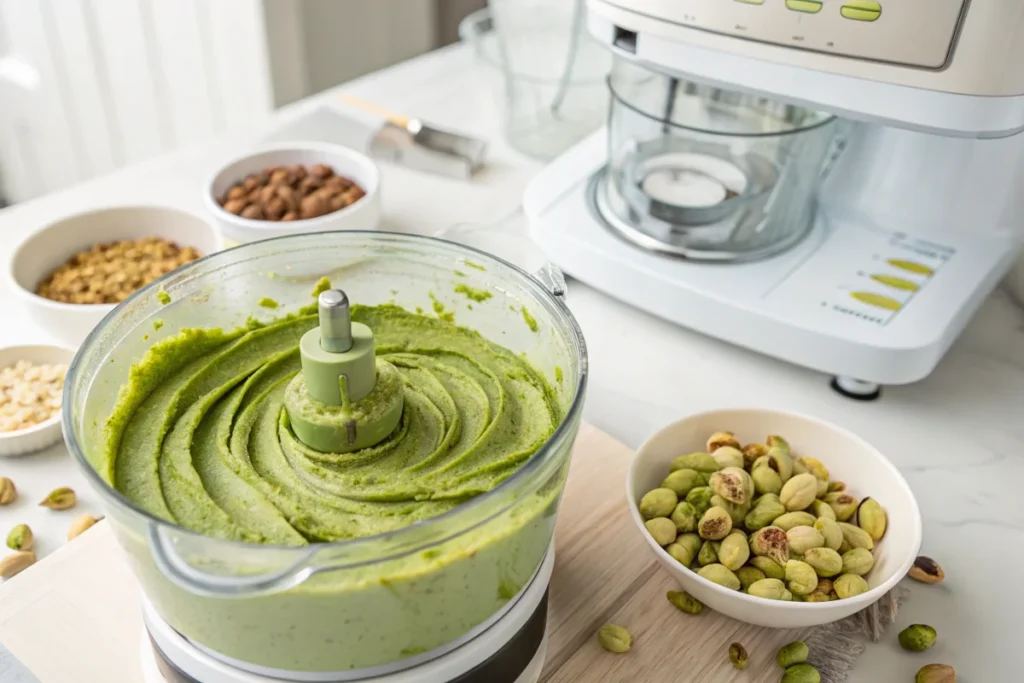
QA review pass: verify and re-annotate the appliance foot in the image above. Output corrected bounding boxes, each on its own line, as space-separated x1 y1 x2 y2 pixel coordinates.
830 376 881 401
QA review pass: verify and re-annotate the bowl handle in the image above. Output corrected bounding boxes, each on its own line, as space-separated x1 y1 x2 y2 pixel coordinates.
147 522 317 598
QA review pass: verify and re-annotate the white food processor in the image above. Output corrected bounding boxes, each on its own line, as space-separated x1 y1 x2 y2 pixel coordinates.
526 0 1024 399
62 232 587 682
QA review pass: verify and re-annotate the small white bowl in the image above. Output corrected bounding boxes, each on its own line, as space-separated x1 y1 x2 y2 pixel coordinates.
203 142 382 245
0 344 76 457
7 205 223 349
627 408 922 629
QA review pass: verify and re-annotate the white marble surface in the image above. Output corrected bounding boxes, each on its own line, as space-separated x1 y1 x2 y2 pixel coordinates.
0 42 1021 682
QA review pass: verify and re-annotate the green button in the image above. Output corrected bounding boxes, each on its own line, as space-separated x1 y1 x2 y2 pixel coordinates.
786 0 823 13
851 292 901 311
841 2 881 21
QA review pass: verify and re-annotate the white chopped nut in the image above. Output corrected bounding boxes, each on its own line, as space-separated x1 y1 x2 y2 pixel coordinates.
0 361 67 432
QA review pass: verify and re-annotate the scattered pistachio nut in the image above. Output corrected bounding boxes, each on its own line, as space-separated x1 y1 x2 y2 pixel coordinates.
751 526 790 567
781 663 821 683
719 530 751 571
785 559 819 595
813 517 843 551
712 446 745 470
597 624 632 654
780 473 818 511
728 642 749 670
666 590 703 615
6 524 32 551
698 506 733 540
833 573 869 599
787 526 825 555
644 517 677 547
750 556 786 580
661 468 702 497
857 497 887 541
916 664 956 683
698 540 719 566
838 522 874 551
670 452 720 473
803 547 843 578
0 477 15 505
908 556 945 584
670 501 698 532
707 431 741 453
0 550 36 579
697 563 741 590
39 486 76 510
639 488 678 519
735 565 766 590
899 624 937 652
841 547 874 576
747 577 788 600
776 641 809 668
67 514 102 541
822 492 858 521
685 486 714 516
773 511 817 531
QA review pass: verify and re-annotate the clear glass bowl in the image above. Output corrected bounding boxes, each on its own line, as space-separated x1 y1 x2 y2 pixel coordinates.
598 57 838 261
64 232 587 676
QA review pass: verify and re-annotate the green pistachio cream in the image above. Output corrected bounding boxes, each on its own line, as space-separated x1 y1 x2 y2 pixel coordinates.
97 296 568 673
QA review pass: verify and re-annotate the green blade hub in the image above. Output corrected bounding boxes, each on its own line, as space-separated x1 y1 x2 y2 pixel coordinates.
284 289 404 452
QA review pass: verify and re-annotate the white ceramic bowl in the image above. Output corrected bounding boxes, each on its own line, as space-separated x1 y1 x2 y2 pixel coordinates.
627 408 922 629
7 206 223 349
203 142 382 245
0 344 76 456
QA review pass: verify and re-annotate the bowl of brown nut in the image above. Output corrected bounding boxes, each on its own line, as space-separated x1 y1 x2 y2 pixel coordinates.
204 142 381 245
6 206 222 348
0 344 75 456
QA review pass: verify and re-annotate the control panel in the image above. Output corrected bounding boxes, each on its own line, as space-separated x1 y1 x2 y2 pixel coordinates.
600 0 968 69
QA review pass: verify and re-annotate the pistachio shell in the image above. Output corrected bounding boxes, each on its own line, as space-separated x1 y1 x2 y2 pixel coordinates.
838 522 874 551
698 506 733 540
639 488 678 519
857 497 887 541
750 556 786 580
747 577 788 600
719 531 751 571
735 565 766 590
710 495 750 527
814 517 843 551
833 573 869 599
773 511 817 531
697 563 741 590
661 468 702 497
728 641 749 670
645 517 677 546
786 526 825 555
785 559 819 595
780 473 819 511
915 664 956 683
803 547 843 577
671 452 721 473
841 547 875 576
712 446 745 470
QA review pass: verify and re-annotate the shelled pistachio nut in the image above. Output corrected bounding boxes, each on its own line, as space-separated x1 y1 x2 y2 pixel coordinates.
597 624 632 654
39 487 76 510
838 522 874 551
661 468 702 497
698 506 733 540
813 517 843 551
698 563 741 590
719 531 751 571
747 577 788 600
810 499 836 521
822 492 858 521
750 526 790 567
698 540 719 566
841 547 874 576
773 511 817 531
742 443 768 468
915 664 956 683
0 477 15 505
670 501 698 532
833 573 869 599
666 590 704 615
828 480 847 493
786 526 825 555
857 497 887 541
735 565 766 590
776 641 809 668
6 524 32 551
803 547 843 577
785 559 819 595
685 486 714 516
639 488 678 519
805 578 834 602
752 466 783 496
671 452 721 473
707 431 741 453
645 518 678 546
766 445 794 483
781 663 821 683
710 467 754 505
710 495 749 527
780 473 818 511
712 446 745 470
744 496 787 531
728 642 749 670
899 624 937 652
667 533 702 566
750 556 786 580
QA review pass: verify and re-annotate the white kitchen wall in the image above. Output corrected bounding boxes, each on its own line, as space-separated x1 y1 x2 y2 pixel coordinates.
0 0 456 205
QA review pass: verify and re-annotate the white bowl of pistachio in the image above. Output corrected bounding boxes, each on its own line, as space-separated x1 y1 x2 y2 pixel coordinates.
627 408 922 629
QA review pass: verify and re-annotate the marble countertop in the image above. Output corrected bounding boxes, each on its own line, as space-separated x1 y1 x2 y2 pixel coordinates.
0 42 1020 681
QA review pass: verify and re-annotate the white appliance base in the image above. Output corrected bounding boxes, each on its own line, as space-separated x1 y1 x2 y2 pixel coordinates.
525 130 1020 386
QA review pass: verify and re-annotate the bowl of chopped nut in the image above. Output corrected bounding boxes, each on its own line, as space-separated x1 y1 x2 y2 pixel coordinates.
7 205 222 348
204 142 381 245
0 344 74 456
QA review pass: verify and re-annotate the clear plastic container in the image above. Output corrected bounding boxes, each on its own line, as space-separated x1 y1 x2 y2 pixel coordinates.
460 4 610 160
599 57 838 261
63 232 587 676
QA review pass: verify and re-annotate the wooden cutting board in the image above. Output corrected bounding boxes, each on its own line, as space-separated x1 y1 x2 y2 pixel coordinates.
0 424 805 682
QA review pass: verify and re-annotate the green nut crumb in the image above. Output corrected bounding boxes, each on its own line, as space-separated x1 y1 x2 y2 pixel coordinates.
728 642 749 670
521 306 538 332
257 297 279 309
153 319 164 331
777 641 809 668
898 624 937 652
156 290 171 305
310 276 332 297
597 624 632 654
454 283 492 302
666 590 703 615
781 663 821 683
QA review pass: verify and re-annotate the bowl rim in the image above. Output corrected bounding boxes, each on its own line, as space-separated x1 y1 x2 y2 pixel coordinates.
626 407 923 611
0 344 76 441
6 204 223 311
203 141 381 232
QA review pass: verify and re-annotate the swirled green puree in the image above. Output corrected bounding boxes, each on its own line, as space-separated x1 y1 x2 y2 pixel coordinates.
99 300 566 671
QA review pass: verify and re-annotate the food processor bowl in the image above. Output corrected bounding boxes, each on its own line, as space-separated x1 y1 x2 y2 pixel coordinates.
598 56 838 262
64 232 587 676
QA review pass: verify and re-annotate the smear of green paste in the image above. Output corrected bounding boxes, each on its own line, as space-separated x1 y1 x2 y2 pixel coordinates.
454 283 492 303
258 297 279 309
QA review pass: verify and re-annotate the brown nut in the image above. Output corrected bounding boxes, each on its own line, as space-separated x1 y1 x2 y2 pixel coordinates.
240 204 265 220
223 199 247 215
310 163 333 178
300 194 328 219
226 186 247 201
908 556 944 584
281 212 298 221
